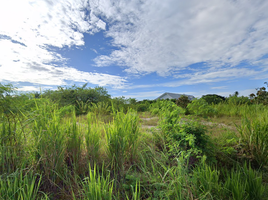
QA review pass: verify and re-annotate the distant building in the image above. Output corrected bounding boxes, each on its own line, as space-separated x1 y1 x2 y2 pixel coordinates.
155 92 195 100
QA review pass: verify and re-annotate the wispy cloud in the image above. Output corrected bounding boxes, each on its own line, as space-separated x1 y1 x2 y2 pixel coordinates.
211 86 227 90
117 91 164 100
92 0 268 78
126 67 257 89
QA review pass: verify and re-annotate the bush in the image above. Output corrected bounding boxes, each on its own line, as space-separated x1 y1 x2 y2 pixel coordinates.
136 104 149 112
176 95 191 108
150 100 185 116
187 98 218 117
165 121 208 158
42 84 111 115
201 94 225 105
158 100 208 158
226 95 251 105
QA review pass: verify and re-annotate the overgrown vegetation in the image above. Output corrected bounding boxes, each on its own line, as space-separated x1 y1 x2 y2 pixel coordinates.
0 83 268 199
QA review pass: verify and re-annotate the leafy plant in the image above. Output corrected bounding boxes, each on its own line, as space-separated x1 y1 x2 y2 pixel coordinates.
176 95 191 109
187 98 218 117
201 94 225 105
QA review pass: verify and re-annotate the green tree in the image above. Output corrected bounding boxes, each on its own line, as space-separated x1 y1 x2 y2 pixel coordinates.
176 95 191 108
201 94 225 105
42 84 111 114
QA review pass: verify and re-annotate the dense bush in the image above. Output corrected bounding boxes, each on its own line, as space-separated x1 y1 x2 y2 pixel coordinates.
157 100 208 158
226 95 251 105
136 103 148 112
176 95 191 108
42 84 111 115
150 100 185 116
201 94 225 104
187 98 218 117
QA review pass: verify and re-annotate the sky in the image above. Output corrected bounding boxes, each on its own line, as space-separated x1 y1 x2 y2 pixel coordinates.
1 0 268 100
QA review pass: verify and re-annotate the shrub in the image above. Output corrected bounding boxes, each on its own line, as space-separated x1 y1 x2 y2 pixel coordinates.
226 95 251 105
187 98 218 117
158 101 208 158
201 94 225 105
176 95 191 108
150 100 185 116
136 104 149 112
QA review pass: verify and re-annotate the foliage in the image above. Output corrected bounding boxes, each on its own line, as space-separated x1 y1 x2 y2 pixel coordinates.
0 169 47 200
201 94 225 105
158 100 208 158
42 84 111 114
85 113 101 165
105 109 140 185
252 83 268 105
109 96 135 112
187 98 218 117
150 100 185 116
1 82 268 199
0 83 27 118
176 95 191 108
237 114 268 166
223 163 265 200
226 95 251 105
89 101 111 115
75 164 114 200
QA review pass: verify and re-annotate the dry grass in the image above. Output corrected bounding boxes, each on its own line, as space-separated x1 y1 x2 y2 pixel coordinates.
138 111 155 118
201 116 241 139
140 117 159 126
180 115 241 139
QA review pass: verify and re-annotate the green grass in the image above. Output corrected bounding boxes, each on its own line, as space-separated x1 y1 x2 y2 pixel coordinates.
0 169 48 200
1 98 268 199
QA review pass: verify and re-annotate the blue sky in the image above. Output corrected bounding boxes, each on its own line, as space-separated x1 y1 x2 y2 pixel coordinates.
1 0 268 100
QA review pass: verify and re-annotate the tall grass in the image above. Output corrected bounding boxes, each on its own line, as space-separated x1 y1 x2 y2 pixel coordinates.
236 112 268 166
223 163 265 200
0 115 26 174
32 100 67 180
65 111 83 172
89 101 111 115
213 102 268 117
74 164 114 200
105 109 140 189
85 113 101 165
1 92 268 199
0 169 48 200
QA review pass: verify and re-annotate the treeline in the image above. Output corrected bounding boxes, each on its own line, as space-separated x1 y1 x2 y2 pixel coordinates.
1 82 268 117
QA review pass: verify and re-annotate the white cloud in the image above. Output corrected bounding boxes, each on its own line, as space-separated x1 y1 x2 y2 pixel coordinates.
116 91 164 100
16 86 41 92
0 39 126 88
127 67 257 89
2 0 268 90
211 86 227 90
0 0 126 88
91 0 268 78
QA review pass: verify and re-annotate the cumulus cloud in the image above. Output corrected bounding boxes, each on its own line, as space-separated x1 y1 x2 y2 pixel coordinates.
1 0 268 91
91 0 268 78
0 0 126 88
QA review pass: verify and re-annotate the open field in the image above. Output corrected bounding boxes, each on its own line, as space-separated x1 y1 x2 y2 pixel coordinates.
1 87 268 199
